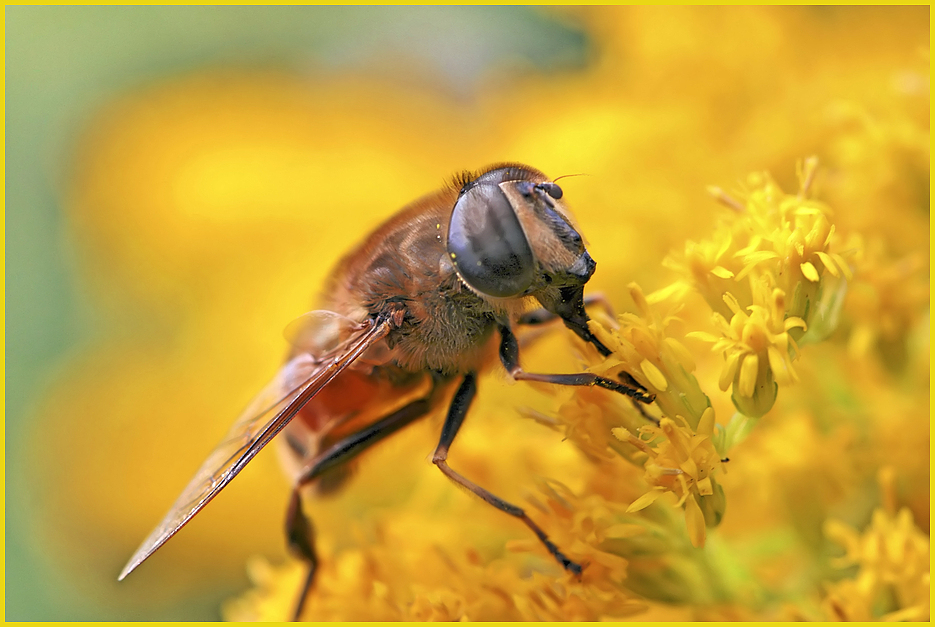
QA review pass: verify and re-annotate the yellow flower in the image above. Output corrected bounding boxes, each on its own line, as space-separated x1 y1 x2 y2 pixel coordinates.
654 218 753 321
736 164 854 345
655 159 856 342
588 283 712 432
654 160 866 418
614 413 722 549
845 240 929 370
822 469 930 621
224 492 654 621
692 278 806 417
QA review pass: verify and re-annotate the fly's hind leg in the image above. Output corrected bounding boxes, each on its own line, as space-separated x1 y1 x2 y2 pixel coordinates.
285 488 318 622
284 395 433 620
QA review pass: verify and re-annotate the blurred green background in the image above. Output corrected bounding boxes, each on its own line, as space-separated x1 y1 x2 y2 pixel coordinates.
6 6 591 620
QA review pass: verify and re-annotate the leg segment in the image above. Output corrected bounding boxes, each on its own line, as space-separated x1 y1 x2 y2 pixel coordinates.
518 290 656 420
543 285 615 357
432 373 582 575
285 489 318 621
517 292 614 326
499 324 655 405
284 395 434 620
296 398 432 481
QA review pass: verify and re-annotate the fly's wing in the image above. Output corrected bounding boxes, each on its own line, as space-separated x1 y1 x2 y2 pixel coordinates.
118 316 393 580
283 310 368 355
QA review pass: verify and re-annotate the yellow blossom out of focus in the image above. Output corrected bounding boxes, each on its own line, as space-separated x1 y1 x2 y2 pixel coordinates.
23 6 928 622
822 469 930 622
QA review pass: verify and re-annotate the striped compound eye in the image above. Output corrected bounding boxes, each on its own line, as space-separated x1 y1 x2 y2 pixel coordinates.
446 181 535 298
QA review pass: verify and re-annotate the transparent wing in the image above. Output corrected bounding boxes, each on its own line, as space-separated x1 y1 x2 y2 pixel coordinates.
119 316 393 580
283 310 369 355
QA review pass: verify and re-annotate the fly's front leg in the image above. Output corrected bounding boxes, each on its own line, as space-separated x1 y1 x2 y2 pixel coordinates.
285 395 433 621
517 292 615 326
520 291 656 421
499 324 656 408
432 373 582 576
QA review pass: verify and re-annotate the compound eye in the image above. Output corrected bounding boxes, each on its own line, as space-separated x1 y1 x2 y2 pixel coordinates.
447 184 535 298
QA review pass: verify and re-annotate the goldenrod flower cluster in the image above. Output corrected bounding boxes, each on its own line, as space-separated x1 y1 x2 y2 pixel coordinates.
658 159 856 418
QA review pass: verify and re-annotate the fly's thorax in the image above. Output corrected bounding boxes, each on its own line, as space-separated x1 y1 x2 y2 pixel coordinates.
383 275 505 374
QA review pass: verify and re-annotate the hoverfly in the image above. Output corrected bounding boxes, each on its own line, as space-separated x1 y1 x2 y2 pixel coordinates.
119 163 654 620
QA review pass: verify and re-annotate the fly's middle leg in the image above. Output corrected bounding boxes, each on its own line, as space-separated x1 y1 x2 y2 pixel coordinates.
431 373 583 576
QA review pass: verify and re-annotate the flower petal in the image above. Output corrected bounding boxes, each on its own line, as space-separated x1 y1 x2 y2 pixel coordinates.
719 351 741 392
627 488 667 513
696 407 716 437
684 494 707 548
816 251 840 277
800 261 820 282
686 331 720 343
640 359 668 391
738 353 759 398
664 337 697 372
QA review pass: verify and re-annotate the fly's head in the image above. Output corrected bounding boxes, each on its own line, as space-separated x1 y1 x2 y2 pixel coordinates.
445 164 606 350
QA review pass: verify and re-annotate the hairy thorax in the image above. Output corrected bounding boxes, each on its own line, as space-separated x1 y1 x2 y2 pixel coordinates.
319 186 519 376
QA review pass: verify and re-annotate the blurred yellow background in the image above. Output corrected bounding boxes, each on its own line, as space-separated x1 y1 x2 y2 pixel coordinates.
6 6 928 621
